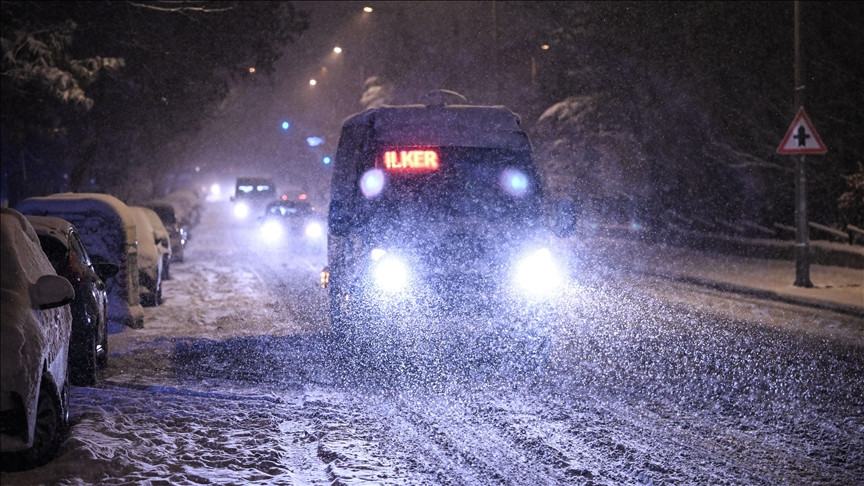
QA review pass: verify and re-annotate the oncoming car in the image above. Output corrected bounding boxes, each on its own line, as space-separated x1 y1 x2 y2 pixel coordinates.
258 199 325 251
231 177 276 221
323 91 575 351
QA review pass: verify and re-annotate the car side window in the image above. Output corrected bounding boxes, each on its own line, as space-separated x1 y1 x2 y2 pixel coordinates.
38 236 69 274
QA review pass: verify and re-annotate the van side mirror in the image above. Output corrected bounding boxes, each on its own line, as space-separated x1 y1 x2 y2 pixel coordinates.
551 199 577 238
328 200 354 237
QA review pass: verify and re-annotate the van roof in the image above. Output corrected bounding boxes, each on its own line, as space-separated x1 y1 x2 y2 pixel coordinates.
343 104 530 150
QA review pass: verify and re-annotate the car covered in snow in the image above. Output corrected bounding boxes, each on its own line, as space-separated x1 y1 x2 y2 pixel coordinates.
231 177 276 221
0 208 75 470
16 193 145 330
323 91 575 346
129 207 164 306
258 199 325 250
145 199 187 263
165 188 202 230
26 216 119 386
136 206 172 280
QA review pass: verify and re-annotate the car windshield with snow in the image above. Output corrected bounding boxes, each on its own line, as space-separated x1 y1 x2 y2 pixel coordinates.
325 93 574 347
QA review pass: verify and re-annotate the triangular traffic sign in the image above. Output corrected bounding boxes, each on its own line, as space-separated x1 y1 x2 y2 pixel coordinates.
777 108 827 154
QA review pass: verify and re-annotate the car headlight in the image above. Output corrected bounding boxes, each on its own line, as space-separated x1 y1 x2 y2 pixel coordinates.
260 220 284 243
513 248 563 296
233 202 250 219
304 221 323 239
370 249 409 293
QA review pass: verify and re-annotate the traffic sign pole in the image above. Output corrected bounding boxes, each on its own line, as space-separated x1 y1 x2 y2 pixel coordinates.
792 0 812 287
794 153 812 287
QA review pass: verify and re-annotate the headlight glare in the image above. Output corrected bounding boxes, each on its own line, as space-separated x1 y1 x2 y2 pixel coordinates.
372 255 409 293
304 221 323 238
260 219 284 243
514 248 563 296
233 202 250 219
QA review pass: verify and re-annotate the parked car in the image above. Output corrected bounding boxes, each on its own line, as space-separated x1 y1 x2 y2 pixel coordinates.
27 215 120 386
258 199 325 251
165 188 202 231
17 193 145 330
0 208 75 470
136 206 172 280
129 207 164 306
145 199 187 263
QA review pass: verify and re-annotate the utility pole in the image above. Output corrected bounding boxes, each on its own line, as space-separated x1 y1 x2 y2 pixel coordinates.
792 0 812 288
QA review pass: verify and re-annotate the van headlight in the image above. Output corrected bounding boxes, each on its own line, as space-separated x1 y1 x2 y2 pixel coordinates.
513 248 563 296
370 249 409 293
233 202 250 219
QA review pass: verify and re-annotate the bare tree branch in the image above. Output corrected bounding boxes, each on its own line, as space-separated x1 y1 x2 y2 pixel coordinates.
125 1 232 14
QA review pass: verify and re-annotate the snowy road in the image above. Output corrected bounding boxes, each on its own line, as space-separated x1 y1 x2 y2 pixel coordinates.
3 201 862 485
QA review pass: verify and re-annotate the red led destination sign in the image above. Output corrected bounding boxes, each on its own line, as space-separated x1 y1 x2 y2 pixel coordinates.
381 150 439 170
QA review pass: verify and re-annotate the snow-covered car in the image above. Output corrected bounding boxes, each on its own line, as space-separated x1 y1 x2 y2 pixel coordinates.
145 199 187 263
231 177 276 221
165 188 202 229
136 206 172 280
258 199 325 250
130 207 164 306
27 216 119 386
323 91 575 345
0 208 75 470
16 193 145 330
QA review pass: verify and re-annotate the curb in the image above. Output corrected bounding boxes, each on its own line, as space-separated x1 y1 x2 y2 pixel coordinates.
646 271 864 319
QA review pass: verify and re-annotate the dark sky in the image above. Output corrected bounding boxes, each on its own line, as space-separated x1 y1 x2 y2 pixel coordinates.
183 1 516 200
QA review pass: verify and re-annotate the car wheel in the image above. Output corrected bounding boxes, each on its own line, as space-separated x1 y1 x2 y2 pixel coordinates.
70 330 98 386
2 376 68 471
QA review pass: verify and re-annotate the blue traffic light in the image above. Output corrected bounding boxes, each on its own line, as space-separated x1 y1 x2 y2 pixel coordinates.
281 121 290 130
322 156 332 165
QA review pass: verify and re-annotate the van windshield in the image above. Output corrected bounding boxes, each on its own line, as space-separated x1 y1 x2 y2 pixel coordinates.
363 146 542 224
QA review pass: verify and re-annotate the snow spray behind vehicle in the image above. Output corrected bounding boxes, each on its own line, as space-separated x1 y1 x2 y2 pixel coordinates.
323 91 576 347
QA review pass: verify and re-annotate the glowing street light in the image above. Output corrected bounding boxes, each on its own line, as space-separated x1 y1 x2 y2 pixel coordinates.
309 79 317 86
333 46 342 54
248 67 256 73
540 44 550 50
363 6 373 13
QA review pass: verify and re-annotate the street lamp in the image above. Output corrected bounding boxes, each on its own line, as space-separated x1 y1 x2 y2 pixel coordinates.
363 6 372 13
333 46 342 54
309 79 317 86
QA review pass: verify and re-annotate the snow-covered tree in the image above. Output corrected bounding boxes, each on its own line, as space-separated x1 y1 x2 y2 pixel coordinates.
527 1 863 230
1 1 308 205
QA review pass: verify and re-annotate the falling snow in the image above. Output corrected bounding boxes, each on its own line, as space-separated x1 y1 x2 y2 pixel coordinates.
2 201 862 485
